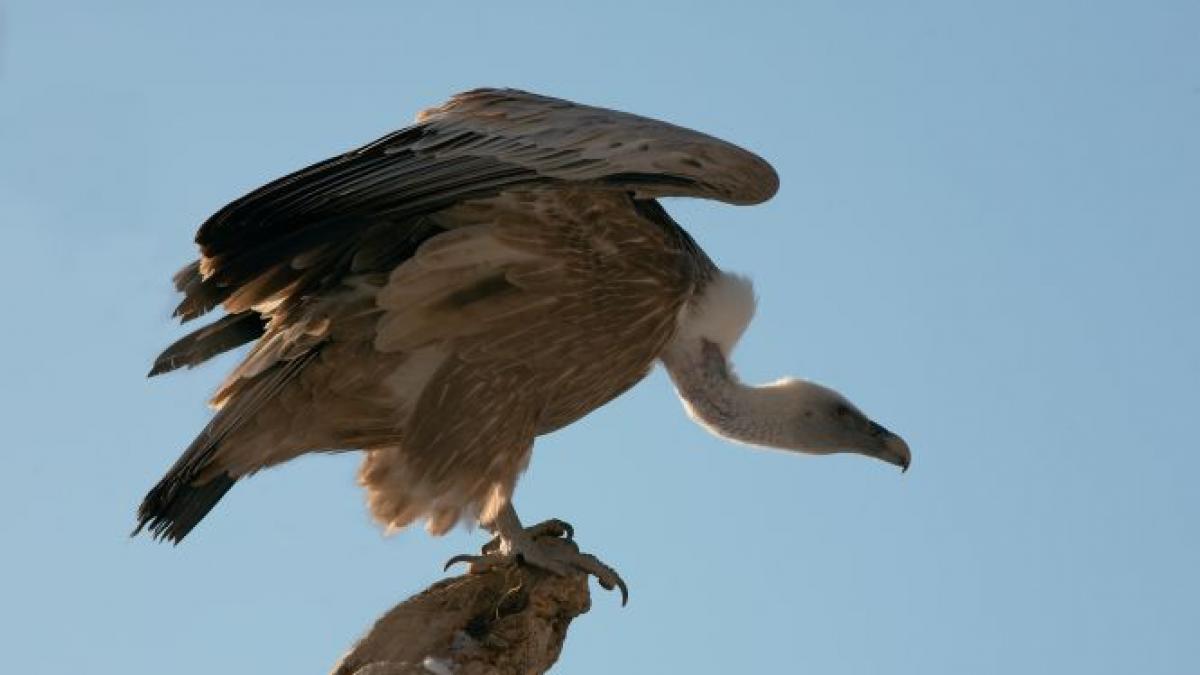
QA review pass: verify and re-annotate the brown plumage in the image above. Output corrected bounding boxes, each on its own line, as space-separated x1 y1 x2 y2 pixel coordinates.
135 88 780 543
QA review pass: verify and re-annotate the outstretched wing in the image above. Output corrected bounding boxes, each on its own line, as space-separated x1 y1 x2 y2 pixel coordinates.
168 88 778 327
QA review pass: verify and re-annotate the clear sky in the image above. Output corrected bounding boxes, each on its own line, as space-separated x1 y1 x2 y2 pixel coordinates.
1 2 1197 673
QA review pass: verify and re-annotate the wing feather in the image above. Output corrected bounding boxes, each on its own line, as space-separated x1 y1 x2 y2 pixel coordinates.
149 312 266 377
414 88 779 205
173 88 776 326
135 348 320 541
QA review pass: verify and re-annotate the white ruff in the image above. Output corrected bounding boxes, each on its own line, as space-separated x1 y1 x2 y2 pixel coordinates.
672 272 757 357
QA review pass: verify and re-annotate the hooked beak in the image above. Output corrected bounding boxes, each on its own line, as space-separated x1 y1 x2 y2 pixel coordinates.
867 421 911 472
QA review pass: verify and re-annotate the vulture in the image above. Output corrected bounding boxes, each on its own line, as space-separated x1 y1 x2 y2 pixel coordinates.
135 88 910 602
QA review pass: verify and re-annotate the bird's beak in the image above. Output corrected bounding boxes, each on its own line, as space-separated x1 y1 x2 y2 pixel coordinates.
866 422 911 472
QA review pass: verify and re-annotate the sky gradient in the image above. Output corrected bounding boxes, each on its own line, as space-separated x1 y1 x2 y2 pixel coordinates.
1 2 1197 673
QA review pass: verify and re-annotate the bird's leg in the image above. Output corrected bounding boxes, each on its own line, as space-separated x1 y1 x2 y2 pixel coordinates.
479 516 573 555
445 503 628 605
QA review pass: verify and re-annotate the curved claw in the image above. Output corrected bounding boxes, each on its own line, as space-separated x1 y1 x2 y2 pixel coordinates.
571 552 628 605
526 518 574 542
443 553 482 572
596 573 629 606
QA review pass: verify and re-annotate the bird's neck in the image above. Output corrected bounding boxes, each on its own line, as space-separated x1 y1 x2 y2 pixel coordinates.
661 338 794 448
660 273 792 448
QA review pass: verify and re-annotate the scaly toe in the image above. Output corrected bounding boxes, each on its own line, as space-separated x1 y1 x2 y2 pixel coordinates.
478 519 573 556
526 518 574 541
509 537 628 605
512 537 574 576
568 551 629 606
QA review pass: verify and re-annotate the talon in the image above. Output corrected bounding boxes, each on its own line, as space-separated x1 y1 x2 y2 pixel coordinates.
443 553 481 572
566 552 628 606
525 518 574 542
591 570 628 606
540 518 573 540
453 508 629 606
614 577 629 606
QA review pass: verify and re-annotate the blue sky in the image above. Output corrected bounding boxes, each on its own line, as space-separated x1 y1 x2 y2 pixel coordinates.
1 1 1197 673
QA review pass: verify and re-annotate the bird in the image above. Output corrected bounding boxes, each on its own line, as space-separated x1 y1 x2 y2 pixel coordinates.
134 88 910 602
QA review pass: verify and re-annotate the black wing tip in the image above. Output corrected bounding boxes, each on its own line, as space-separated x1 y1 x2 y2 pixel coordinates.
146 352 194 377
148 312 267 378
147 359 175 378
129 516 189 545
147 350 191 378
172 298 215 324
133 473 236 545
128 516 183 545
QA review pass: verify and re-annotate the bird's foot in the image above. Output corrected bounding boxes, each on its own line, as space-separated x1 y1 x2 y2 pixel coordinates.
445 519 627 605
479 518 573 555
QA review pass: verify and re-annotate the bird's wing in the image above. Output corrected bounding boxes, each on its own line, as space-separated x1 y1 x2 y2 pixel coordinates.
410 88 779 205
171 88 777 326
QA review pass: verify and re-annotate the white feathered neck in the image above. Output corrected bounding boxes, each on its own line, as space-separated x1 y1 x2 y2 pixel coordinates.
660 272 855 452
660 272 801 448
671 273 757 359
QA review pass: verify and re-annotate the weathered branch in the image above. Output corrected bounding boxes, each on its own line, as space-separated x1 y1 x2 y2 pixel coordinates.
331 540 593 675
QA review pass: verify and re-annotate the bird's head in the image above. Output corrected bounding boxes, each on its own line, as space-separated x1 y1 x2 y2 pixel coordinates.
765 378 911 471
